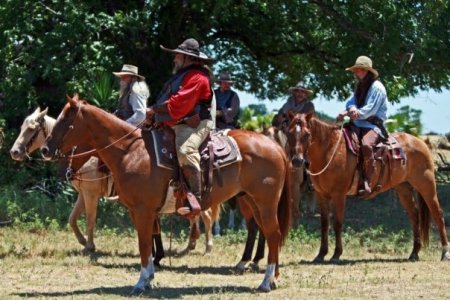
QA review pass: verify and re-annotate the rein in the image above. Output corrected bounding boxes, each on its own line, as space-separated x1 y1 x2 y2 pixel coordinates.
65 118 145 159
306 119 347 176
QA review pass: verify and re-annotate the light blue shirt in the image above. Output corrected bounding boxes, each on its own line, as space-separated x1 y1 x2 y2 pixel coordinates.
345 80 388 135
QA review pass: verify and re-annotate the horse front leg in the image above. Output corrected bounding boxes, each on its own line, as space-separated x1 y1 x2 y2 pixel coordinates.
330 196 346 262
131 212 156 295
84 189 100 253
314 196 330 263
68 193 87 248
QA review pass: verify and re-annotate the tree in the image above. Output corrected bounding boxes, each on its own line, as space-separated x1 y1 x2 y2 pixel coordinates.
1 1 449 122
385 105 423 136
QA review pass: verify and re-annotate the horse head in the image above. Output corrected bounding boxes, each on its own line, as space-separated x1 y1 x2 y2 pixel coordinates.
285 111 313 168
10 106 50 161
41 94 87 160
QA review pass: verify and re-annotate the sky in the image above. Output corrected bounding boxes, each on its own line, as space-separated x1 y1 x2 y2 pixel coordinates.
238 88 450 134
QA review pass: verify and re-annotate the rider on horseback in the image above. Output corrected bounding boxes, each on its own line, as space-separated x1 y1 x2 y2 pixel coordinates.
336 56 389 197
147 38 214 216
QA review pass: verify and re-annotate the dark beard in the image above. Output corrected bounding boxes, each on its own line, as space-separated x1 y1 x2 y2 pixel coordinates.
354 72 375 108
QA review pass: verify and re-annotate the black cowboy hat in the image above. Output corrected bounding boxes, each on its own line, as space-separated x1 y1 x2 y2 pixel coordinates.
160 38 213 63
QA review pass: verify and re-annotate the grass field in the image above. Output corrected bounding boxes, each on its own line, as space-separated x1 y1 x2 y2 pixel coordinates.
1 185 450 299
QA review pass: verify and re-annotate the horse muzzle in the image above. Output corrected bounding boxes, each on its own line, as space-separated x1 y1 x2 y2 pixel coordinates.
10 146 25 161
40 145 56 161
291 155 305 168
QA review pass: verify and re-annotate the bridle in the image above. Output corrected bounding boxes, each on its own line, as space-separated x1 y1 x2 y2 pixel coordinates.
287 115 345 176
22 117 49 159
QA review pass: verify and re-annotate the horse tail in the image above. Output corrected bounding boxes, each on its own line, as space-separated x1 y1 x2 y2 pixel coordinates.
278 155 292 246
417 192 431 247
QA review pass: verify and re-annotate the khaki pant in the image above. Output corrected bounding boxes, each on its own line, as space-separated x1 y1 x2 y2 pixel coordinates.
172 119 214 171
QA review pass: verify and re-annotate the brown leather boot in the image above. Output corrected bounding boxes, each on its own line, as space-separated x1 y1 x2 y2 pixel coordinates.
358 147 375 197
179 165 202 216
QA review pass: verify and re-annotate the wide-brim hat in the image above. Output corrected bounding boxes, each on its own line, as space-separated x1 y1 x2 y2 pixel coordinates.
345 55 379 78
288 81 313 95
160 38 213 63
216 72 234 83
113 64 145 80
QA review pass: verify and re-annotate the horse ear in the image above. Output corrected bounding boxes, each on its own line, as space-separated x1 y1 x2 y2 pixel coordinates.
37 107 48 120
287 111 295 120
305 111 314 123
32 107 41 115
68 94 78 107
73 93 79 101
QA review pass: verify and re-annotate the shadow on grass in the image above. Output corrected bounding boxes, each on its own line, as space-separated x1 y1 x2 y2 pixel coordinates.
289 257 414 266
91 260 238 276
13 284 254 298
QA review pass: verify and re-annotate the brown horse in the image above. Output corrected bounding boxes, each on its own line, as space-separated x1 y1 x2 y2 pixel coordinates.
41 95 291 293
10 107 218 258
264 126 316 223
286 112 450 262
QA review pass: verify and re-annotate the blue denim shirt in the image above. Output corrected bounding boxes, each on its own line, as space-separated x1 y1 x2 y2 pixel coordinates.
345 80 388 136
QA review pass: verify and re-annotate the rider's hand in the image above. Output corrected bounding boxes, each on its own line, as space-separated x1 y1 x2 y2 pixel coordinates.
336 111 347 122
146 107 155 119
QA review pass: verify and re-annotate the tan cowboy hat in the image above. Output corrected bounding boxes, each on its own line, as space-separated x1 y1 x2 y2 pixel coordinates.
113 64 145 80
160 38 213 63
216 72 234 83
289 81 313 95
345 55 379 78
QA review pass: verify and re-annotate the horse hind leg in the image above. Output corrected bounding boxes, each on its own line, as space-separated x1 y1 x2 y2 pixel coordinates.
410 176 450 261
236 217 259 273
394 183 421 261
201 207 217 254
178 216 200 256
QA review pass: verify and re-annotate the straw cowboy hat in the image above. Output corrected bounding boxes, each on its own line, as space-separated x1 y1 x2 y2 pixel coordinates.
160 38 213 63
113 64 145 80
345 55 379 78
216 72 234 83
289 81 313 96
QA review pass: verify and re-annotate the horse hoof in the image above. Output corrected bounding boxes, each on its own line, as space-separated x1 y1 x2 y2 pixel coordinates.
312 256 324 263
408 254 419 261
329 257 341 264
256 284 271 293
441 251 450 261
257 281 276 292
130 286 145 296
235 261 247 274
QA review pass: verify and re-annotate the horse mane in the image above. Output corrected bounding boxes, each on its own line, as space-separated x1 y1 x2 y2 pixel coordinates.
81 101 138 133
307 114 341 145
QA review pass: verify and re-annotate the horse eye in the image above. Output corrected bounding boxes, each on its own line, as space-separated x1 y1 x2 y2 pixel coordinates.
69 125 74 130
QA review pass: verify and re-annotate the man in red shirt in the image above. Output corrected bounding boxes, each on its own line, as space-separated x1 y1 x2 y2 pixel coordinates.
147 38 214 216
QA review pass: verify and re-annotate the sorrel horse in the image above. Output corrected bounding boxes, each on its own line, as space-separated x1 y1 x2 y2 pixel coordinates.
41 95 291 293
286 112 450 262
10 107 218 257
264 126 316 222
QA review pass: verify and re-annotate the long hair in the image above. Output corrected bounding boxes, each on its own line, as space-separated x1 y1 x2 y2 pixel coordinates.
354 72 376 108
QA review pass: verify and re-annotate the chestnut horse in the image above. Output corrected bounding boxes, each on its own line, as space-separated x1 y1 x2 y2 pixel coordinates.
41 95 291 293
286 112 450 262
10 107 219 257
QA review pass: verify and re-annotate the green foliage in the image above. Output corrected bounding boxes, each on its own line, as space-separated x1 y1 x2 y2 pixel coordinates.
239 106 274 131
385 105 423 135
